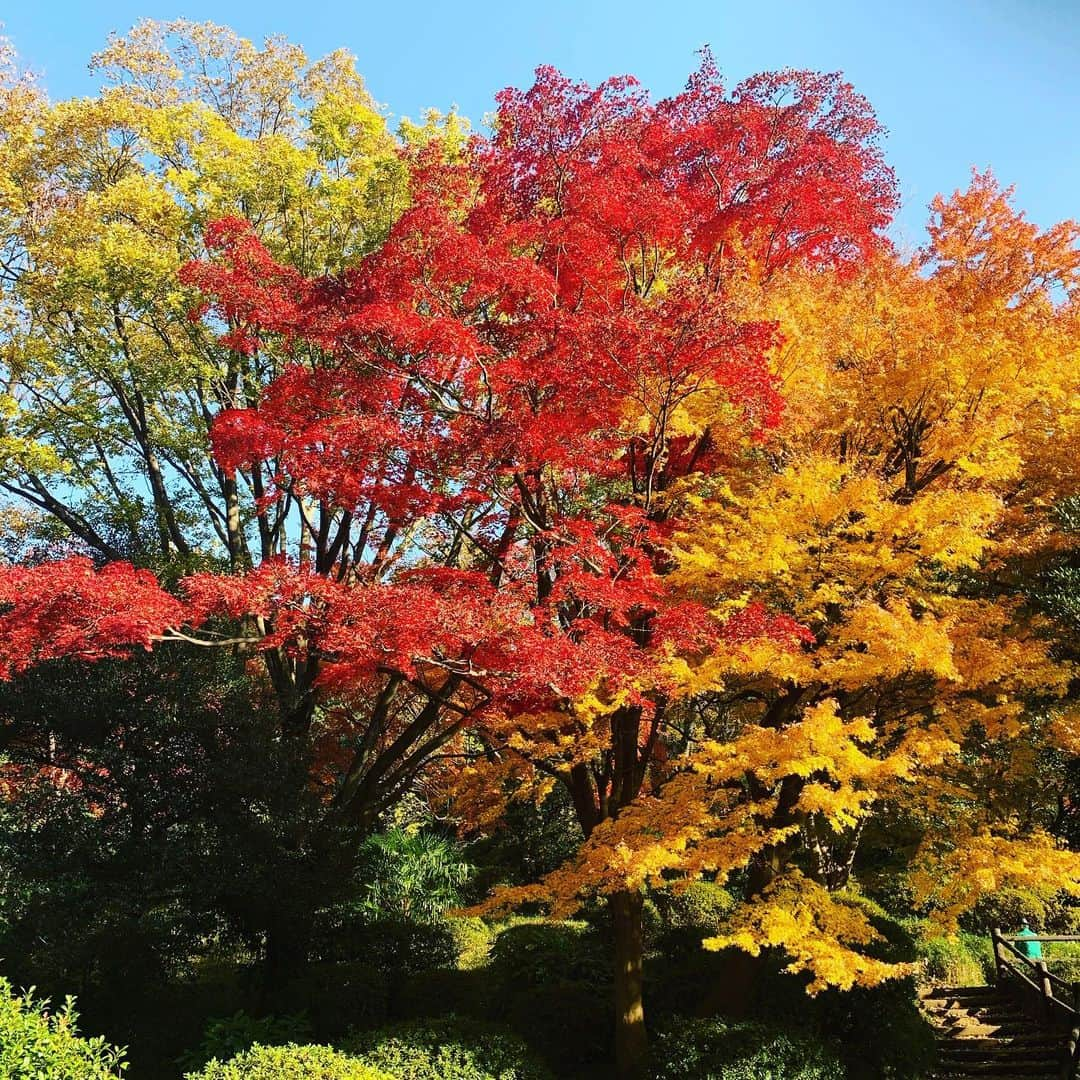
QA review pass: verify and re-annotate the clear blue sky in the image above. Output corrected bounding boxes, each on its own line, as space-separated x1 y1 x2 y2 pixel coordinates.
4 0 1078 245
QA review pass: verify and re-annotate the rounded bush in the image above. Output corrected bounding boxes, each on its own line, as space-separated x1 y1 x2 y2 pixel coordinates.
651 1018 845 1080
185 1043 390 1079
489 919 608 987
0 976 126 1079
345 1016 553 1080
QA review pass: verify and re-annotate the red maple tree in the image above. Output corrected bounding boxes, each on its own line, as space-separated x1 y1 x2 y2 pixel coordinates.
0 57 895 1076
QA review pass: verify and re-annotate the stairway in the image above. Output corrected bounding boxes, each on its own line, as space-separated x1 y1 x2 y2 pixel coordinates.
922 985 1063 1078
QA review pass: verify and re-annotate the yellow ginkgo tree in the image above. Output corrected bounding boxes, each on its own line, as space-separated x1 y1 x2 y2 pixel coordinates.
462 173 1080 999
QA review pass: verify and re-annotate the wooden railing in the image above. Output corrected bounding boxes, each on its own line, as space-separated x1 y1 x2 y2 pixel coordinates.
991 928 1080 1079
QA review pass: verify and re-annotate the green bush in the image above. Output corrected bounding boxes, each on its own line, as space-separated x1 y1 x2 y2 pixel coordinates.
447 916 495 970
489 919 609 988
185 1043 389 1079
916 934 993 986
178 1011 314 1072
1044 940 1080 984
818 979 936 1080
268 962 389 1038
656 882 737 933
345 1016 553 1080
310 913 457 973
0 976 127 1079
651 1018 845 1079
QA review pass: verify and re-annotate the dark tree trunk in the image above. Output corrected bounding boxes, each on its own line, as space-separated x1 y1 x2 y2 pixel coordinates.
611 888 648 1080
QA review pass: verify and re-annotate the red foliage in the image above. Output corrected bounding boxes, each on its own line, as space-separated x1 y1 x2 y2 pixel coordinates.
1 58 895 730
0 558 185 677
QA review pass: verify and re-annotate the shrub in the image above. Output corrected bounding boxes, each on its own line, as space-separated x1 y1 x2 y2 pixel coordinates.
651 1018 844 1079
345 1016 553 1080
310 913 457 973
185 1043 389 1079
268 962 389 1038
916 934 993 986
819 979 936 1080
0 976 127 1079
488 919 609 988
501 983 611 1071
355 829 472 923
447 916 494 970
656 882 737 933
178 1011 314 1072
1044 940 1080 984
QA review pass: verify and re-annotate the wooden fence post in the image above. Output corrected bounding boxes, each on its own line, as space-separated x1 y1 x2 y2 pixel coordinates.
1037 960 1053 1024
992 927 1005 984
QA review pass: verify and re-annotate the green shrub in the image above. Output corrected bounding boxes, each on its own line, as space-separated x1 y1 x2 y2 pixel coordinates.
656 882 737 933
447 916 495 970
916 934 993 986
178 1011 313 1071
818 979 936 1080
394 969 495 1022
1044 940 1080 984
355 829 472 923
651 1018 844 1079
268 962 389 1038
310 914 457 973
489 919 609 987
501 983 611 1071
964 887 1080 936
346 1016 553 1080
0 976 127 1078
185 1043 389 1079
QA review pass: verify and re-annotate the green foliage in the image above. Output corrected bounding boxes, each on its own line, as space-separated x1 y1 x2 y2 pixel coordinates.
446 917 495 970
310 915 458 973
965 886 1080 935
651 1018 844 1080
345 1017 553 1080
0 976 127 1078
466 789 581 896
917 934 991 990
488 919 609 988
355 829 473 923
178 1011 314 1072
817 980 936 1080
0 649 321 997
1043 940 1080 984
655 882 737 933
185 1043 389 1080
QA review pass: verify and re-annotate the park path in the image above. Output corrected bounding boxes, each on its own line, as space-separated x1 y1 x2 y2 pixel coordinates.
922 984 1062 1078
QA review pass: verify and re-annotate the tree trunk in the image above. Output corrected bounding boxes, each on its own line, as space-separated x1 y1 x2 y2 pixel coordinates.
611 888 648 1080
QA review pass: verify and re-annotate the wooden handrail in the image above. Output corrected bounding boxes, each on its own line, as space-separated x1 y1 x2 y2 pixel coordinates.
991 927 1080 1078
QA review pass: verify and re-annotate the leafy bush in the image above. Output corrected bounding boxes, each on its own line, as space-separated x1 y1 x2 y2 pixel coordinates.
651 1018 845 1079
0 976 127 1078
268 962 389 1037
818 979 936 1080
185 1043 389 1079
489 919 609 987
501 983 611 1071
447 916 495 970
656 882 737 933
1044 939 1080 984
345 1016 553 1080
355 829 472 923
916 934 993 986
310 913 458 972
178 1011 314 1072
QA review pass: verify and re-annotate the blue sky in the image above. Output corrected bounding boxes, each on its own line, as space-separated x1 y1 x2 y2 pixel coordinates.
4 0 1078 246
